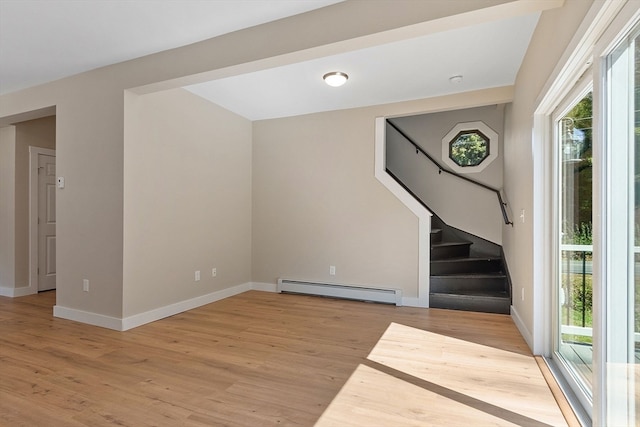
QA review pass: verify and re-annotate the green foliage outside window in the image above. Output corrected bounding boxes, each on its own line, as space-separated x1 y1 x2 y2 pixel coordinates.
562 92 593 240
449 131 488 167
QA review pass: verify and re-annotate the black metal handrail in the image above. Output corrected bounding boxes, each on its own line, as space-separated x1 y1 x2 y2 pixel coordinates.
387 119 513 226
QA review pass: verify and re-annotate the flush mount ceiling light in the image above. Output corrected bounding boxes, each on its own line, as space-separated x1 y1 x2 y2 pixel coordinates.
449 75 463 84
323 71 349 87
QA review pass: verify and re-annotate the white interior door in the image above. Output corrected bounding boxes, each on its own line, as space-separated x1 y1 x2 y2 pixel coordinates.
38 154 56 291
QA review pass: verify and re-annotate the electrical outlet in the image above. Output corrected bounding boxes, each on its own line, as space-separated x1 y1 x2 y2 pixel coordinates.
329 265 336 276
83 279 89 292
212 268 217 277
195 270 201 281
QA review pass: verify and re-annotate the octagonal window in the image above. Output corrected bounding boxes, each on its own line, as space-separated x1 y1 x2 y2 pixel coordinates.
449 130 490 167
442 121 498 174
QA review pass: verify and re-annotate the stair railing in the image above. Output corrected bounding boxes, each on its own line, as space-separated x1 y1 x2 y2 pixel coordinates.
387 119 513 226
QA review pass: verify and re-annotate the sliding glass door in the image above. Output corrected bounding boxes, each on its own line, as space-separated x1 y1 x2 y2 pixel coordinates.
543 4 640 424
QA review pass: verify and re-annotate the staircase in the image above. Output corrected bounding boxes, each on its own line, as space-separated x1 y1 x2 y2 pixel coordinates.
429 225 511 314
383 118 512 314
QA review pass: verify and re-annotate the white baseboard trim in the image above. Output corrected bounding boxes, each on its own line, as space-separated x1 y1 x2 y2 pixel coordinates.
54 282 256 331
0 285 37 297
122 282 253 331
54 305 122 330
250 282 277 292
52 281 417 331
511 305 533 352
401 296 422 307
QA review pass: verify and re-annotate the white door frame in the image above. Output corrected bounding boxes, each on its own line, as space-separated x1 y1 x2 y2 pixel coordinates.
29 146 56 294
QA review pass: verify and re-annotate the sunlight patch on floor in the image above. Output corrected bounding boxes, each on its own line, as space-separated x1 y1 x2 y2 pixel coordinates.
316 322 567 426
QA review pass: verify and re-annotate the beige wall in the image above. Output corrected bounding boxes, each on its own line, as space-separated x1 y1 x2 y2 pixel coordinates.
387 106 505 244
0 80 128 316
503 0 593 336
0 126 16 290
252 108 419 296
123 88 252 316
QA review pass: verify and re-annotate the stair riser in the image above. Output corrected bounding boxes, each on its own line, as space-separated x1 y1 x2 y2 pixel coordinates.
428 225 510 314
430 259 502 275
430 276 507 293
429 293 510 314
431 245 470 260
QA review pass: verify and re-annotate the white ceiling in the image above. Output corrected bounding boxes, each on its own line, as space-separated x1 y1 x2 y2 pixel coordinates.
186 13 540 120
0 0 541 121
0 0 343 94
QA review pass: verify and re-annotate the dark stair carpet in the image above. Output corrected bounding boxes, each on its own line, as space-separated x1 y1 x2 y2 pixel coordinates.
429 228 510 315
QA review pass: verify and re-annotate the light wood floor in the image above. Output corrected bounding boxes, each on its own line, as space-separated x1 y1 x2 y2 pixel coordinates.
1 290 572 426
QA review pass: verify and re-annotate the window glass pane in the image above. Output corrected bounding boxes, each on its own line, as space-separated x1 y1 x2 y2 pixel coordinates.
449 131 489 166
558 91 594 393
605 22 640 426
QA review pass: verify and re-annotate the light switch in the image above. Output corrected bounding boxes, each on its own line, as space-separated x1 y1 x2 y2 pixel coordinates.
57 176 65 189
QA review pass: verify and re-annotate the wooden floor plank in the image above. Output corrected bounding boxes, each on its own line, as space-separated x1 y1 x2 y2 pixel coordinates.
0 290 569 426
535 357 581 427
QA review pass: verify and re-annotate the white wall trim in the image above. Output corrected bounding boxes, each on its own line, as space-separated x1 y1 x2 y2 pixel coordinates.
51 280 426 332
511 304 534 351
28 146 56 296
0 285 36 297
53 305 122 330
250 281 277 292
531 113 554 356
53 282 259 331
51 279 425 332
12 286 35 297
121 282 253 331
375 116 430 308
401 296 421 307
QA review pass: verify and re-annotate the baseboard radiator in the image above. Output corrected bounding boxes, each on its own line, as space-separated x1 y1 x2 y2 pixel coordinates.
277 278 402 306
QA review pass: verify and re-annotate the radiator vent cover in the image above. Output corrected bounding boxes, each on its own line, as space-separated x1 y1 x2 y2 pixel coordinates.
277 278 402 306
